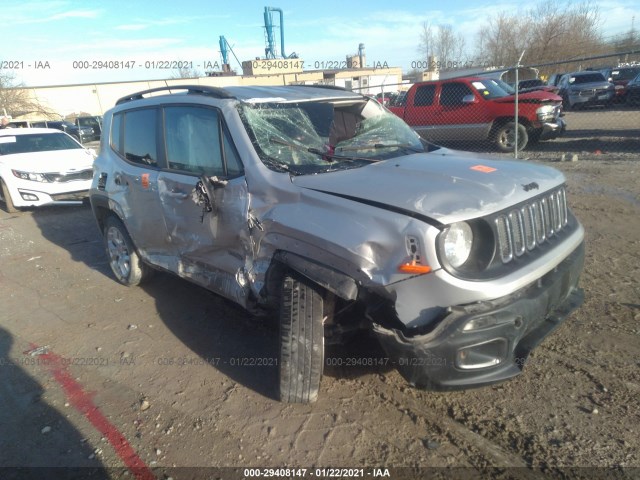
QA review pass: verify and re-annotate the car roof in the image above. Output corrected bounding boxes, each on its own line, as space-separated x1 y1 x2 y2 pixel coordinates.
568 71 604 76
226 85 364 103
0 127 67 136
115 84 364 107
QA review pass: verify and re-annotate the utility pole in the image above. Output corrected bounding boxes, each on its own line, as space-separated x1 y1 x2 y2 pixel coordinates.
514 50 525 159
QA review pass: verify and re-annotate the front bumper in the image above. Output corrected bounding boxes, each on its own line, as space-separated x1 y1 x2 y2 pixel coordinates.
373 241 584 390
540 117 566 140
570 90 614 106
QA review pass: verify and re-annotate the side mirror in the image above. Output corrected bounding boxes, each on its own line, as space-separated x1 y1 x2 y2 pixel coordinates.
462 94 476 104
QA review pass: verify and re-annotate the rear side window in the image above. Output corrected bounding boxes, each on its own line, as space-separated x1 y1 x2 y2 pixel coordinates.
414 85 436 106
110 113 122 154
123 109 158 167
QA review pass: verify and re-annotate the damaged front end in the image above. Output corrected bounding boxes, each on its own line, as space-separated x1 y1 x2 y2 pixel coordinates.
372 242 584 389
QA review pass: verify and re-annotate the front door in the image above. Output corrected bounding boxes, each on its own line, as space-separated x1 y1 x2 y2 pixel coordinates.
435 81 490 142
156 105 250 304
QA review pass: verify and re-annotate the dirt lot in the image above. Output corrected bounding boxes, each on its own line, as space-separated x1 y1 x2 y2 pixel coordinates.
0 107 639 479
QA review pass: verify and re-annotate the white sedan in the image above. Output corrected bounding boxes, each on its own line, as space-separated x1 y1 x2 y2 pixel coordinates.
0 128 95 212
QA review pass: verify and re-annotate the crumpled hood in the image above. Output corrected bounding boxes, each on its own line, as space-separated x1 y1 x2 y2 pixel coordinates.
493 90 562 104
292 148 566 225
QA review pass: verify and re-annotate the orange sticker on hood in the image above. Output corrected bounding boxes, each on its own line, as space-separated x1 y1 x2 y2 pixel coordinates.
471 165 497 173
141 173 150 188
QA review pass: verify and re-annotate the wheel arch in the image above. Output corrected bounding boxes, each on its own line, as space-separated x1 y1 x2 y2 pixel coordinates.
90 194 126 236
263 251 359 307
490 116 533 132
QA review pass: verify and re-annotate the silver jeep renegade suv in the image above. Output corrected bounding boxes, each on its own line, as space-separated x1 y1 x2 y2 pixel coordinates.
90 85 584 403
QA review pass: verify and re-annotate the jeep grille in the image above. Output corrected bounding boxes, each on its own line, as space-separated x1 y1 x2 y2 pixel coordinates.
495 187 568 263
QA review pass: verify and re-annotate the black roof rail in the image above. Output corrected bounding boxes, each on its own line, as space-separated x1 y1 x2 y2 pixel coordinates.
115 85 235 105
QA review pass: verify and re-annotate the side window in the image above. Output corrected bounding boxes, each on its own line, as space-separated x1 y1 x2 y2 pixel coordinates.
440 83 473 107
164 106 224 176
414 85 436 107
123 109 158 167
110 113 122 154
223 128 244 177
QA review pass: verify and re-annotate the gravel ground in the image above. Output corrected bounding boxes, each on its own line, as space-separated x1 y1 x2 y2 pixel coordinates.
0 106 638 479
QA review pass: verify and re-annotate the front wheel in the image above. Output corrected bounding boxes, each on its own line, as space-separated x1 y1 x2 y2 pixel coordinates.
278 273 325 403
0 179 17 213
104 216 150 286
493 122 528 152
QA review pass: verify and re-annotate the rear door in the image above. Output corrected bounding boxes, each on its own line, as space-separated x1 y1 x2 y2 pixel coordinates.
402 83 437 140
155 104 250 303
109 108 169 255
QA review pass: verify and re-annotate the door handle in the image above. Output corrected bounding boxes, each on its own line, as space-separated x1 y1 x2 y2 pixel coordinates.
166 190 189 199
114 174 127 186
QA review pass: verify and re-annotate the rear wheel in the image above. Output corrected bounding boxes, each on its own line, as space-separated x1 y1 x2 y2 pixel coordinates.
493 122 528 152
104 216 150 286
0 179 17 213
278 273 325 403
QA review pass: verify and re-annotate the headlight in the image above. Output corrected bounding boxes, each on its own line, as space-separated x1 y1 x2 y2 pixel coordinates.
536 105 555 122
443 222 473 268
12 169 49 182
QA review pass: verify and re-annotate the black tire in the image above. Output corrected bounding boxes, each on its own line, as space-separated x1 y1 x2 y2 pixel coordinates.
278 273 324 403
493 122 528 153
103 216 150 286
0 179 18 213
528 129 542 144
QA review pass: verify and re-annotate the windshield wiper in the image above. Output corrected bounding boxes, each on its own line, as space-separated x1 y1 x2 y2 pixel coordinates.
269 136 381 163
334 142 419 152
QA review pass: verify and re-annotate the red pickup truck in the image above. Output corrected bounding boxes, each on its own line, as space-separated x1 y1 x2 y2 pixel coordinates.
388 76 566 152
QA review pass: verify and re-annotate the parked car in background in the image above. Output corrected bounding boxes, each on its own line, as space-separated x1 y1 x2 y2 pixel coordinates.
547 73 567 89
75 115 103 141
375 92 398 106
388 76 565 152
388 91 407 107
0 128 95 212
517 79 559 94
7 120 33 128
599 66 640 103
90 85 584 403
624 72 640 106
557 72 615 109
30 120 94 144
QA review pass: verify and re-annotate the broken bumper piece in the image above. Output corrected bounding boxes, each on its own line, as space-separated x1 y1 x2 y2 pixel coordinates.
373 241 584 390
540 117 566 140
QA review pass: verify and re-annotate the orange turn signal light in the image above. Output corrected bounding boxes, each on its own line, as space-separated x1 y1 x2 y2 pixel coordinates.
398 263 432 274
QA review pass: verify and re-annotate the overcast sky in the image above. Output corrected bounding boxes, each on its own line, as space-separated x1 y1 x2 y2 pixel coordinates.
2 0 639 87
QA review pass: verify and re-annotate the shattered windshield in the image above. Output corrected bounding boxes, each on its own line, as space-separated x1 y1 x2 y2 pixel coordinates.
240 98 431 174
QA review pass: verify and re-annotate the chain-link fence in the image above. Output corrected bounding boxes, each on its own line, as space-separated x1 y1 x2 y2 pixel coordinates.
362 51 640 161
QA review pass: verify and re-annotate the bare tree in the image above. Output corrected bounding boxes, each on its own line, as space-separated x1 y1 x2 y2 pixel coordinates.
609 16 640 63
419 22 468 68
170 66 203 79
0 69 55 118
476 13 528 67
475 1 603 73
